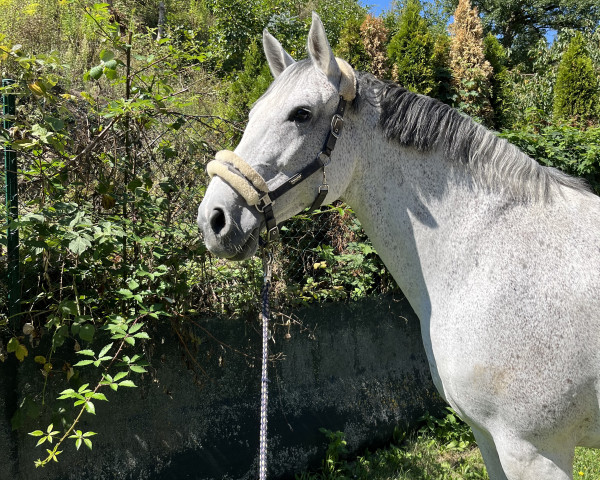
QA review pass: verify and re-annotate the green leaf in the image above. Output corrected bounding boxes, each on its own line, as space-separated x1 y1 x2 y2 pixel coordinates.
127 178 143 191
104 67 118 80
46 448 62 462
98 343 113 359
133 332 150 339
73 359 94 367
68 236 92 255
103 59 117 70
15 343 28 362
84 401 96 415
45 116 65 132
77 349 95 357
89 65 104 80
117 288 133 299
129 365 147 374
29 430 44 437
6 337 18 353
118 380 136 388
79 324 95 342
99 49 114 62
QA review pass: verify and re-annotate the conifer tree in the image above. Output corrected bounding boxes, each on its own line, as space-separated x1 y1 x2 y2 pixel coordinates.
553 32 599 125
448 0 493 124
387 0 436 95
484 33 513 129
335 16 371 73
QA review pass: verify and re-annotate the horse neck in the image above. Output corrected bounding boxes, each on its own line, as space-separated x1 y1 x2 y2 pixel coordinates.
339 107 497 321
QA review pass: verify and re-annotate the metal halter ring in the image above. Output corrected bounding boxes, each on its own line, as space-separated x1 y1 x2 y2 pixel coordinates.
318 151 331 167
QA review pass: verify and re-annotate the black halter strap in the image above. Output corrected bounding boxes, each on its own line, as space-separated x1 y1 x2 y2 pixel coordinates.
258 96 348 242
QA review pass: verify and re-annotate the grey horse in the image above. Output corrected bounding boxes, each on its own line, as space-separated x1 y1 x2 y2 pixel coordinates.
197 13 600 479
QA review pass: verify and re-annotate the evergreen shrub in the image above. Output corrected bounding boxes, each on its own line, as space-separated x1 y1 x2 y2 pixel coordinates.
553 32 599 125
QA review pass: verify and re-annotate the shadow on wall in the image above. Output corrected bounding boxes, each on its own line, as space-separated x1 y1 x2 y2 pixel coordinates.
2 294 444 480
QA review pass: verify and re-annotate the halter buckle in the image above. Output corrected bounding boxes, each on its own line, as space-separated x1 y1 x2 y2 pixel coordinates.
267 225 279 242
256 193 273 213
330 114 344 139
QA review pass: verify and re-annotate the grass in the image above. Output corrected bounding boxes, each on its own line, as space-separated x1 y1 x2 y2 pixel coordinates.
296 409 600 480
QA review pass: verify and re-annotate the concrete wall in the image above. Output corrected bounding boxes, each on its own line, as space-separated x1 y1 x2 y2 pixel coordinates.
1 295 444 480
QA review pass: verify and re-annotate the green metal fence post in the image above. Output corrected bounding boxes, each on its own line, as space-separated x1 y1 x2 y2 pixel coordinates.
3 78 20 328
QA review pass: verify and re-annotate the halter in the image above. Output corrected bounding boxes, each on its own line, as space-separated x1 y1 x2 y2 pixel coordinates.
207 58 357 244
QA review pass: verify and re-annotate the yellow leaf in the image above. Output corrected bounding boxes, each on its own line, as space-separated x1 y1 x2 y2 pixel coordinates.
28 82 45 96
16 343 28 362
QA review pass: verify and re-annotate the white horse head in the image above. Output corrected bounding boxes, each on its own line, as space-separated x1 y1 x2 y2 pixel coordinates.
198 13 358 259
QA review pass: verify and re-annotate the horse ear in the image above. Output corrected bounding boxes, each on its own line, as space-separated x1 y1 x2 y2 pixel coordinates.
307 12 341 82
263 29 295 78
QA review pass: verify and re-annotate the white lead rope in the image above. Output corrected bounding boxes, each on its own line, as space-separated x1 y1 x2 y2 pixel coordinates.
259 248 273 480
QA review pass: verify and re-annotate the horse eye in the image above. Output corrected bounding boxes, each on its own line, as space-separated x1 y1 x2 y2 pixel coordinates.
290 108 312 123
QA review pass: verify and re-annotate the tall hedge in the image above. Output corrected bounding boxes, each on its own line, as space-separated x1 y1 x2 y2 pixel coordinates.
387 0 436 95
484 33 513 129
553 32 599 125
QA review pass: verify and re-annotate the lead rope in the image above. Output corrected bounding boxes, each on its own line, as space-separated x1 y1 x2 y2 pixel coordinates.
259 245 273 480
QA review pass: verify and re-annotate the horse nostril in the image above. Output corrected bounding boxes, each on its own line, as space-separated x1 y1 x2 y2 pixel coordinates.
210 208 227 235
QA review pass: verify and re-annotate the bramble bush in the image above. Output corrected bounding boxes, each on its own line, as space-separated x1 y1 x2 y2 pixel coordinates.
0 4 224 465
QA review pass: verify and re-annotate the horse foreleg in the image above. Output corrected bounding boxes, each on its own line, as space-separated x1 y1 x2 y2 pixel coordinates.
493 434 574 480
470 425 507 480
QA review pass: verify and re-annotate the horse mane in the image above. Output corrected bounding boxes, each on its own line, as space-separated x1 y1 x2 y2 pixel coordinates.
355 72 589 202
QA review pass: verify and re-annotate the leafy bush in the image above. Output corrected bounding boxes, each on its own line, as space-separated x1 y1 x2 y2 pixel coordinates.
0 9 225 464
499 118 600 194
218 39 273 124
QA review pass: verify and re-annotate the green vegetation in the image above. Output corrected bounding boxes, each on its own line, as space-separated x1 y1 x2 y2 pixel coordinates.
553 32 599 124
483 33 512 129
448 0 493 124
297 410 600 480
387 0 436 94
0 0 599 469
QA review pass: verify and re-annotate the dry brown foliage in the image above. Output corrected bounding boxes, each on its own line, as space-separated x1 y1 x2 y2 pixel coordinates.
449 0 493 122
360 15 388 78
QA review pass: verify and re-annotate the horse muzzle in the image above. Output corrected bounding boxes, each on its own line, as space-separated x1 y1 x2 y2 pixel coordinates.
197 181 262 260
